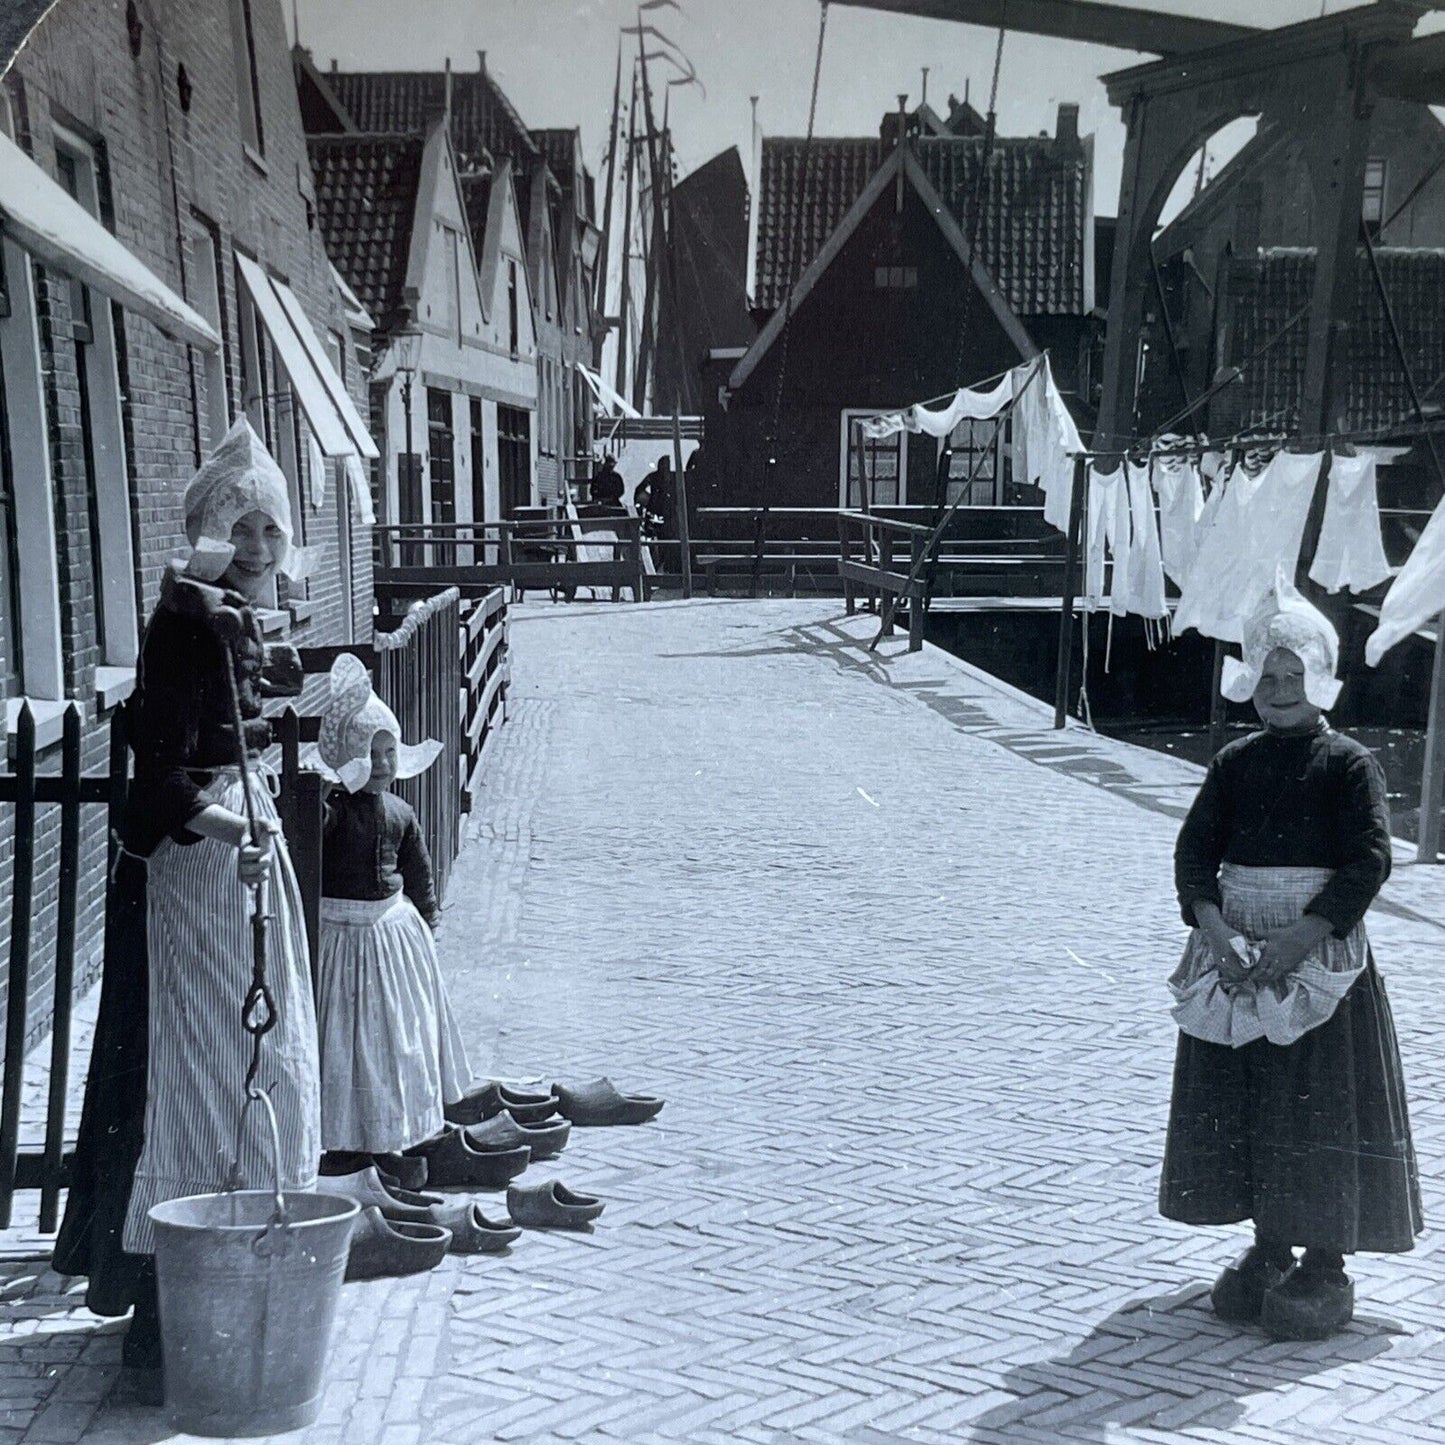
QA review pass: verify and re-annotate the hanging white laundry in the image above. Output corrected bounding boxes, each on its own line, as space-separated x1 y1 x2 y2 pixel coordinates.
1084 465 1131 614
1122 461 1169 620
1366 489 1445 665
1173 452 1323 643
307 430 327 509
858 371 1015 440
1308 452 1393 595
1151 453 1205 588
1011 356 1082 533
343 452 376 526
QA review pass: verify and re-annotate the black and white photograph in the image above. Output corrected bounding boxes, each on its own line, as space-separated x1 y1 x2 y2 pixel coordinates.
0 0 1442 1439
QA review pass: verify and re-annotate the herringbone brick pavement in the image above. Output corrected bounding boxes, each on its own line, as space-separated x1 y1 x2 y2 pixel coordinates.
2 598 1442 1443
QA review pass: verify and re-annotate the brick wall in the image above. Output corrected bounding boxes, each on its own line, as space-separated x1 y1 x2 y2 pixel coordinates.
0 0 375 1052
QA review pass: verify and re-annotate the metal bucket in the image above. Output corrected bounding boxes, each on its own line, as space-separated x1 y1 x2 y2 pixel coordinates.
148 1093 359 1437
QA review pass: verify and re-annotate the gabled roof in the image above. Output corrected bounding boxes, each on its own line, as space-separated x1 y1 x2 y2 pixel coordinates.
754 128 1091 316
327 67 542 174
731 144 1038 394
1218 245 1445 434
293 47 355 134
309 132 425 325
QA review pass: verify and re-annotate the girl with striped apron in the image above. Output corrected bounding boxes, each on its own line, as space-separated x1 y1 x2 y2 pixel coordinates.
55 421 322 1379
1162 575 1422 1341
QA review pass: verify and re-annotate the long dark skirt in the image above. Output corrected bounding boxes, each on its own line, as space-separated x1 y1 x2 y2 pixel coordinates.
52 853 153 1316
1160 960 1423 1254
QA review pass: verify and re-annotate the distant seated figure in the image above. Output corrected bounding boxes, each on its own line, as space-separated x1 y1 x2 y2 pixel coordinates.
589 454 625 507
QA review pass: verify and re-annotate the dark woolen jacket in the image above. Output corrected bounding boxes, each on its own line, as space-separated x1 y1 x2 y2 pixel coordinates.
321 789 440 927
1174 723 1392 937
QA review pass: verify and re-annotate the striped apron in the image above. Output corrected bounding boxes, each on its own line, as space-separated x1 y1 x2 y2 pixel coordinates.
122 768 320 1255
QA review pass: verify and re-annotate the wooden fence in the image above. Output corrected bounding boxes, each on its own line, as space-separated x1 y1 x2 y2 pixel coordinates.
0 587 509 1230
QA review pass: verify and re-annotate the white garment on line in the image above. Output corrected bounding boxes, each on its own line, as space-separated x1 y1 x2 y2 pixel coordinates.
1172 452 1323 644
1121 461 1169 620
1308 452 1393 595
857 371 1015 440
1366 487 1445 665
344 452 376 526
1084 465 1131 615
1012 356 1083 533
1151 456 1204 588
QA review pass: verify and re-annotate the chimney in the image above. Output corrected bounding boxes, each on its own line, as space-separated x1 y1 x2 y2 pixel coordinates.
1056 103 1079 146
478 50 487 78
444 56 453 121
329 57 337 73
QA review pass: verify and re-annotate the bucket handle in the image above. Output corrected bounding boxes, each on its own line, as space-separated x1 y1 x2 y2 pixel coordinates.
225 1085 290 1244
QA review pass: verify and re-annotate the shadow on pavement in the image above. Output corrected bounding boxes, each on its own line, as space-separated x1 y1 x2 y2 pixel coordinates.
965 1284 1397 1442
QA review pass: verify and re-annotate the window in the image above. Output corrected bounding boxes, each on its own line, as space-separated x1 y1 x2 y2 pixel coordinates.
470 396 486 561
437 224 461 343
497 404 530 517
873 266 918 290
507 260 519 355
188 218 231 451
325 329 353 641
427 387 455 524
1362 158 1387 236
0 351 23 696
55 129 139 667
0 236 64 700
840 411 904 507
941 417 1006 507
235 264 305 606
229 0 264 156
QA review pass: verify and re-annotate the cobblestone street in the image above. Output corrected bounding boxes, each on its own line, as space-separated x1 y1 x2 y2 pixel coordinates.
5 598 1445 1443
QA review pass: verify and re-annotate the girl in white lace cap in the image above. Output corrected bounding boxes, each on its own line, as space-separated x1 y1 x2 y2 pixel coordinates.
312 654 474 1166
1162 570 1421 1342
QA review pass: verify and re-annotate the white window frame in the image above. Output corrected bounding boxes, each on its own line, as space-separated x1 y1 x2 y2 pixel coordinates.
54 125 139 669
839 408 910 508
0 238 63 700
188 217 230 451
228 0 265 160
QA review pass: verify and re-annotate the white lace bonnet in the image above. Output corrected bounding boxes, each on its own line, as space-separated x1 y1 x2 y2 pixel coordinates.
182 418 322 584
315 653 443 793
1220 570 1342 710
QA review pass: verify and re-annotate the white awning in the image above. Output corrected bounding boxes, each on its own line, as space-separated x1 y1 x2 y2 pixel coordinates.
234 252 379 460
0 129 219 351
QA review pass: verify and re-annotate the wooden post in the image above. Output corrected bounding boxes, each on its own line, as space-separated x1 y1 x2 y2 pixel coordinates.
628 515 646 602
1417 613 1445 862
838 513 855 615
39 706 82 1231
1053 457 1087 729
671 408 692 599
908 534 926 653
0 704 36 1227
1209 640 1228 756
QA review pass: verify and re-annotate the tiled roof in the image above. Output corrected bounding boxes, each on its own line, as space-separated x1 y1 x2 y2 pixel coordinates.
754 137 881 312
308 134 424 325
328 70 540 171
754 132 1090 316
458 171 494 274
1219 246 1445 434
532 128 578 182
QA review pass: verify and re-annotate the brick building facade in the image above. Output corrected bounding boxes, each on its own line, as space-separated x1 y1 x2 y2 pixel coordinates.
0 0 374 1048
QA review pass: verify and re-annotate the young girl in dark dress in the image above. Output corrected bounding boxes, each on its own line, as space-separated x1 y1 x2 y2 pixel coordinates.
1162 576 1422 1340
54 421 322 1383
312 654 472 1163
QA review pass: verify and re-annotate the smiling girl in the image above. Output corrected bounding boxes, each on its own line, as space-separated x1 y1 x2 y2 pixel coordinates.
55 420 322 1388
1160 575 1422 1340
